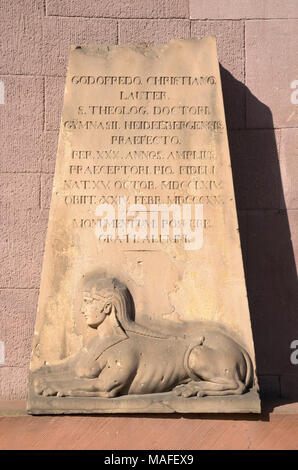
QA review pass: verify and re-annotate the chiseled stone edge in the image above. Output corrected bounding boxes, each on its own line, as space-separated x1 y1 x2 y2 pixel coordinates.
27 388 260 414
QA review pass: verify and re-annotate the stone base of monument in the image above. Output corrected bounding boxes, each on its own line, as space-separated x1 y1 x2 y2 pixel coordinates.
27 388 260 415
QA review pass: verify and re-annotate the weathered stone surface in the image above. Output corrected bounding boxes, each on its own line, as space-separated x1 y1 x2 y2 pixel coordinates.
280 374 298 399
46 0 190 18
0 130 44 173
190 0 298 19
0 76 44 134
288 210 298 266
29 389 260 414
41 131 59 173
41 174 54 209
0 1 43 75
246 211 298 375
258 375 280 399
0 367 28 400
279 129 298 210
45 77 66 131
246 211 297 293
0 174 40 211
191 21 244 84
246 20 298 128
191 21 245 130
0 289 38 367
118 19 190 45
42 17 118 76
0 206 48 288
0 76 52 173
28 38 259 414
229 129 282 210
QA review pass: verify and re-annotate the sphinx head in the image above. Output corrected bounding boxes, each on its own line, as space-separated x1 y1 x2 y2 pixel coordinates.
81 289 113 329
80 277 135 330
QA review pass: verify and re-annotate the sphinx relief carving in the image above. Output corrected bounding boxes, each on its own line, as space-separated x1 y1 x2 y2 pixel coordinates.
33 277 253 400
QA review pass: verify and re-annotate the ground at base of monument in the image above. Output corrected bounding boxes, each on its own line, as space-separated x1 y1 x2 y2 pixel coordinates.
27 388 260 415
2 403 298 450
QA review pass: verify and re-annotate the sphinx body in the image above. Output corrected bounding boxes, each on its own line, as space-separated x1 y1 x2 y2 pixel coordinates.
34 326 253 398
33 277 254 399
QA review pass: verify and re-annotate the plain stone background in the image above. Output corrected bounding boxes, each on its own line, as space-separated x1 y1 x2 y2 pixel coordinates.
0 0 297 401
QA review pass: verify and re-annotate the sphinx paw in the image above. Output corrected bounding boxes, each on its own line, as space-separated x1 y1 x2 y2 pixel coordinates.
174 382 206 398
173 384 198 398
42 387 57 397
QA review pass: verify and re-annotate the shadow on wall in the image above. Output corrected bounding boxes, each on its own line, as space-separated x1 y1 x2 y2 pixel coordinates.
220 65 298 403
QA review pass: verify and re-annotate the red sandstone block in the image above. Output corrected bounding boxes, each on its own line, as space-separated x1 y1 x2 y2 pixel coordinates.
0 130 44 173
41 174 54 209
190 0 298 19
279 129 298 210
280 374 298 399
246 211 298 294
258 375 280 398
0 206 48 288
0 367 28 400
0 174 40 210
191 21 244 82
1 128 59 174
288 209 298 269
42 17 117 76
0 289 38 368
245 211 298 376
46 0 189 18
41 130 59 173
246 20 298 128
191 21 245 129
118 19 190 45
0 1 44 74
247 290 291 375
0 76 44 135
228 129 282 210
45 77 65 131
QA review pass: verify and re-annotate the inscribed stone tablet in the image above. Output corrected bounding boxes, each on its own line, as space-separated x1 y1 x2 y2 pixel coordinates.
27 38 260 414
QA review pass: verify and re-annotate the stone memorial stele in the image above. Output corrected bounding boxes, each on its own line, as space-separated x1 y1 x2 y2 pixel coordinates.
27 37 260 414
